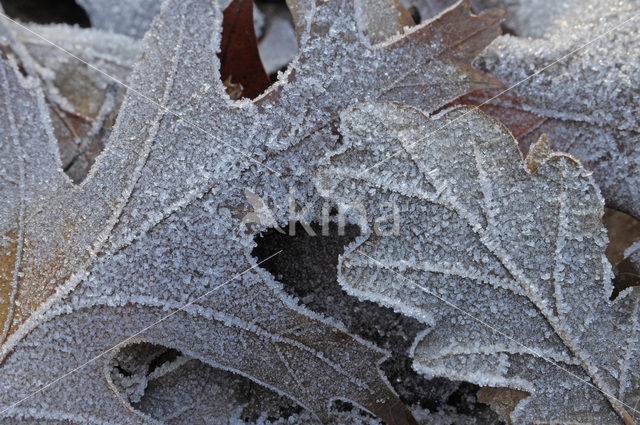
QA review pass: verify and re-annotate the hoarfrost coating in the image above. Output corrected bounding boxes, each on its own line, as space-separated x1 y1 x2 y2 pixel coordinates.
0 0 502 423
315 102 640 424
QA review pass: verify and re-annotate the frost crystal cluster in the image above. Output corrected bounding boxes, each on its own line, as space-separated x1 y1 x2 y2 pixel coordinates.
315 102 640 424
0 0 505 423
0 0 638 424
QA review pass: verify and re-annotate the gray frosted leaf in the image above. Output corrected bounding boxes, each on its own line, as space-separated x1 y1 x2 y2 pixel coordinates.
258 4 298 75
131 353 402 424
465 0 640 219
8 23 140 117
75 0 164 38
76 0 264 39
315 101 640 424
1 22 141 181
0 0 506 422
0 54 130 346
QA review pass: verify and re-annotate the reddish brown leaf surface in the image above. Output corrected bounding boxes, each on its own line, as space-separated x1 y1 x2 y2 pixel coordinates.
452 87 640 222
381 2 503 99
219 0 270 99
449 90 546 156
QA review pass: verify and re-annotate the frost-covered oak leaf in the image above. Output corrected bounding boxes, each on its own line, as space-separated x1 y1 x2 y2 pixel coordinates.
462 0 640 220
315 102 640 424
0 17 140 181
0 0 503 423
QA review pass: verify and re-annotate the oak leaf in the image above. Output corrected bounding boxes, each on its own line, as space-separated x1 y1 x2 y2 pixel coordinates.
75 0 163 38
0 0 502 422
0 17 140 181
465 0 640 220
315 102 640 424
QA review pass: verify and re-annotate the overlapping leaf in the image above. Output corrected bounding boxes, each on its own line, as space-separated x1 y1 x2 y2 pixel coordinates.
0 0 503 423
0 17 140 181
315 102 640 424
464 0 640 220
75 0 163 38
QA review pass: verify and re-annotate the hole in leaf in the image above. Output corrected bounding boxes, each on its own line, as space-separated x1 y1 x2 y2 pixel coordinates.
612 255 640 300
219 0 271 100
0 0 90 27
252 221 501 419
403 0 459 24
146 347 181 375
407 6 421 24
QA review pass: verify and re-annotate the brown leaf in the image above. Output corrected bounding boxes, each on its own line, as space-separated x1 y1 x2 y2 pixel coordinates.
0 229 18 345
0 21 139 182
604 208 640 297
454 85 640 223
477 387 530 425
524 133 551 173
219 0 270 99
379 1 503 102
463 0 640 223
604 208 640 269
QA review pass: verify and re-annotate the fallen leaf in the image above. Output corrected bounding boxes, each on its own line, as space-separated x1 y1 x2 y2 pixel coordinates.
0 19 140 182
0 0 502 422
258 3 298 75
316 102 640 424
465 0 640 220
219 0 270 99
452 0 640 304
75 0 163 38
604 208 640 270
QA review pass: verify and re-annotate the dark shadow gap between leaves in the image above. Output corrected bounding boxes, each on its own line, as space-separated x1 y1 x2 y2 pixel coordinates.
252 221 502 422
0 0 90 27
604 207 640 299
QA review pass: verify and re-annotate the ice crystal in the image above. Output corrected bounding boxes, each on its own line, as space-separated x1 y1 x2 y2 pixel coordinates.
315 102 640 424
0 0 502 423
471 0 640 219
